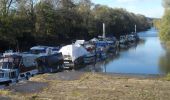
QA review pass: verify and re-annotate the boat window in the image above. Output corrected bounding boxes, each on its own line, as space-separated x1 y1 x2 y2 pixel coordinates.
0 62 8 69
4 72 9 78
52 48 59 51
9 71 16 78
31 49 46 54
8 63 13 69
64 55 71 58
0 62 13 69
0 62 3 69
56 53 62 57
63 55 72 60
13 59 20 68
0 73 4 78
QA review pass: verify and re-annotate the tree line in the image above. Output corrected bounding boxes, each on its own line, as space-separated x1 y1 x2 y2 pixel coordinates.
154 0 170 42
0 0 151 52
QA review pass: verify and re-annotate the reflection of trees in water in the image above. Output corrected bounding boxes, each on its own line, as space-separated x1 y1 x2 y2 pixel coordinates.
138 38 146 45
119 40 142 52
80 61 104 72
159 51 170 74
100 40 145 73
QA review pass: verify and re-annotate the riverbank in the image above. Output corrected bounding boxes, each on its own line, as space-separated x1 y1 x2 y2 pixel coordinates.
164 41 170 51
1 72 170 100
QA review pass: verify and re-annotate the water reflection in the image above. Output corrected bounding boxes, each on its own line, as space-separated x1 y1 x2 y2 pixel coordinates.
80 50 121 72
159 50 170 74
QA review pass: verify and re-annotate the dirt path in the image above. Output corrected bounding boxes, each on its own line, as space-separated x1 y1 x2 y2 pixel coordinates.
1 72 170 100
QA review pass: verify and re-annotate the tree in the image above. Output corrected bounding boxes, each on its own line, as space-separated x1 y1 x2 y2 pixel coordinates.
0 0 16 16
160 10 170 41
163 0 170 9
159 0 170 41
0 0 151 51
153 19 161 29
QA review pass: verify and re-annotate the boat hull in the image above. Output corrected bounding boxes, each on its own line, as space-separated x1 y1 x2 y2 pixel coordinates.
63 56 84 69
36 53 64 73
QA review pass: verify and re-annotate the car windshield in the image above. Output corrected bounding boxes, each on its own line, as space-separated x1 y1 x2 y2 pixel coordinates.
0 62 13 69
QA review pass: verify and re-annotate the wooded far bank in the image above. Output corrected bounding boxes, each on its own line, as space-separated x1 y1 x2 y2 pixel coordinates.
153 0 170 42
0 0 152 52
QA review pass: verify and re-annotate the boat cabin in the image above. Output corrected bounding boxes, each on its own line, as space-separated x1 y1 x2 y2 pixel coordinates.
0 55 21 70
0 53 38 81
36 53 64 73
30 46 60 56
0 69 18 85
59 44 88 68
75 40 86 46
119 36 127 44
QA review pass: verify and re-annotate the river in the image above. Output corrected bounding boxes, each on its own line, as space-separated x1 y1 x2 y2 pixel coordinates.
81 27 170 75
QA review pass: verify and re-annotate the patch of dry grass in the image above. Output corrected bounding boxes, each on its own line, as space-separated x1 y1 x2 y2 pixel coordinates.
0 90 11 95
2 73 170 100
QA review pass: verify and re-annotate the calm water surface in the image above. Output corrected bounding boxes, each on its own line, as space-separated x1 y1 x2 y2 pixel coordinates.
82 28 170 75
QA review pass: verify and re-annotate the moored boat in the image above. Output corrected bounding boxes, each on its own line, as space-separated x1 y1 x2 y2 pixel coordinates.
83 53 96 65
119 36 127 44
36 52 64 73
30 46 60 56
0 69 18 86
59 44 88 69
0 52 38 82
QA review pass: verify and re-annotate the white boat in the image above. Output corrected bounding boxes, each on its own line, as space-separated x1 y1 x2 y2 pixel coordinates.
127 34 136 42
0 69 18 86
0 53 38 82
90 38 99 43
30 46 60 56
75 40 86 46
30 46 65 73
119 36 127 44
59 44 88 68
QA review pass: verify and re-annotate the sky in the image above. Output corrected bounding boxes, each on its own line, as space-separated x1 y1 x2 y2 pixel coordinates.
91 0 164 18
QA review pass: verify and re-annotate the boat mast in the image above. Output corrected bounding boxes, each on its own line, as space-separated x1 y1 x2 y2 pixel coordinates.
103 23 106 39
135 24 137 34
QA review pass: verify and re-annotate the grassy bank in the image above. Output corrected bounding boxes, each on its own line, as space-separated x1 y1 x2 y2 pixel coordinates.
1 72 170 100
